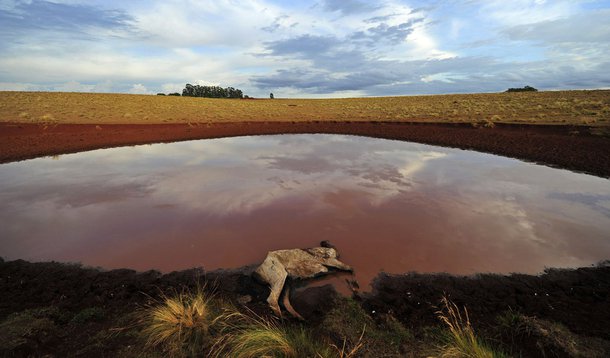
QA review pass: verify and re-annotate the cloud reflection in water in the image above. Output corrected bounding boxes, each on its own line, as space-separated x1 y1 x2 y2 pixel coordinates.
0 134 609 290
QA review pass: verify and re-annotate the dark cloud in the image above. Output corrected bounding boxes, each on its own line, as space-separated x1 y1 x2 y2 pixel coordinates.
254 23 506 94
548 193 610 218
261 23 280 32
252 65 410 94
364 14 397 24
2 179 152 209
0 1 134 34
252 69 333 92
350 18 423 46
261 15 289 33
261 18 423 73
252 48 610 96
264 34 341 56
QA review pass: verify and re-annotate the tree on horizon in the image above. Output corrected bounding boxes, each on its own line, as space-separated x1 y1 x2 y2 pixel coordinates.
182 84 244 98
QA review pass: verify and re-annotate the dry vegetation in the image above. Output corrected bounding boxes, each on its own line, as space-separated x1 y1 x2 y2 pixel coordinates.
137 291 513 357
1 90 609 126
138 289 366 358
435 297 506 358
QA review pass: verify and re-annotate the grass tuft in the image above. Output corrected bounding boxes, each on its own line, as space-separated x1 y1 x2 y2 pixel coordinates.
213 313 295 357
211 307 360 358
436 296 507 358
140 287 231 357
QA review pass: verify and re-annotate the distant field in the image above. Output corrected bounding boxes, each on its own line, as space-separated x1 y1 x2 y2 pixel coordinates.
1 90 609 126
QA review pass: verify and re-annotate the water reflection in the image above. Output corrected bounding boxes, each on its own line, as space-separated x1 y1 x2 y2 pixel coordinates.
1 134 609 290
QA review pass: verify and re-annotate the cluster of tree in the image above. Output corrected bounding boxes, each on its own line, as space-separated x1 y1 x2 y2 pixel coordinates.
156 93 181 96
506 86 538 92
181 84 244 98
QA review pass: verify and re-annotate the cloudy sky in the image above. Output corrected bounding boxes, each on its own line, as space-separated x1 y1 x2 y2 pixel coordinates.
0 0 609 97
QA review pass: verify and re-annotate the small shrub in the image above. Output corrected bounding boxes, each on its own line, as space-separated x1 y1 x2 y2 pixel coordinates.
0 307 62 356
72 307 105 324
496 310 523 330
322 297 410 356
495 312 608 358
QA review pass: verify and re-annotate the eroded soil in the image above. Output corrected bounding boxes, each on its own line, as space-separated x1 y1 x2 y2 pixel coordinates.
2 121 609 177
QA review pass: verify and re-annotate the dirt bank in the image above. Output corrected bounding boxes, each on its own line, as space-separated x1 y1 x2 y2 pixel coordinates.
1 258 609 357
363 263 610 340
1 121 609 177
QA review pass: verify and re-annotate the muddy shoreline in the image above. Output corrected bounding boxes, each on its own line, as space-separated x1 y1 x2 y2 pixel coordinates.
1 121 609 177
1 258 609 356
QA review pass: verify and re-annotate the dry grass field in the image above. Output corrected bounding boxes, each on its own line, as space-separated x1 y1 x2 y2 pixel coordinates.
1 90 609 126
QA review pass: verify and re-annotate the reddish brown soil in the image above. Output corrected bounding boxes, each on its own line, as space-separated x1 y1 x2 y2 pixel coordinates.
1 121 609 177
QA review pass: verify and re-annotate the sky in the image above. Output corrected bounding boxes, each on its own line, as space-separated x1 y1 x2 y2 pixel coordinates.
0 0 609 98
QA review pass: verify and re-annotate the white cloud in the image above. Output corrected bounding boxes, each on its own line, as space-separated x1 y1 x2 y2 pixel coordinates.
0 0 608 96
128 83 151 94
132 0 280 47
475 0 578 26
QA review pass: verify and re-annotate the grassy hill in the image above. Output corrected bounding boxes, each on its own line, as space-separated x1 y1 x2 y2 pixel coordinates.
1 90 609 126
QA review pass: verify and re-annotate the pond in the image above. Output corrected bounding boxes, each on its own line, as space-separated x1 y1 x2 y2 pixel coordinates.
1 134 609 290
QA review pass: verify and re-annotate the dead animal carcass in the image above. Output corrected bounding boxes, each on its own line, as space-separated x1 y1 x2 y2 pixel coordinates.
254 245 352 319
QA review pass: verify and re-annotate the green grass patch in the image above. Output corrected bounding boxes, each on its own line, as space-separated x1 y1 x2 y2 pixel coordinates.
322 297 412 356
71 307 105 324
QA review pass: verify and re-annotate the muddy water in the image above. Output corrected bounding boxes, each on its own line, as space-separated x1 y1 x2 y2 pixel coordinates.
1 134 609 291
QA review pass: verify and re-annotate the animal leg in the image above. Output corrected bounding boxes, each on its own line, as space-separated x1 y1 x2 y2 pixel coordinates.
266 265 288 317
324 258 353 272
281 282 304 320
